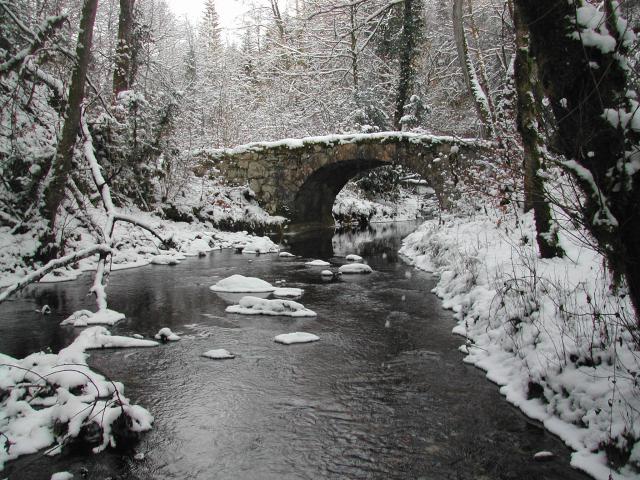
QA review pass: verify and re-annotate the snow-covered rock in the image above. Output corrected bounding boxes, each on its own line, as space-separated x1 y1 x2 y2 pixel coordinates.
278 251 295 257
51 472 74 480
226 296 316 317
154 327 180 341
320 270 334 277
202 349 235 360
209 274 275 293
241 236 279 254
338 263 373 274
533 451 555 461
150 254 183 265
346 254 363 262
274 332 320 345
60 309 125 327
273 287 304 298
182 238 212 256
305 259 330 267
74 326 158 349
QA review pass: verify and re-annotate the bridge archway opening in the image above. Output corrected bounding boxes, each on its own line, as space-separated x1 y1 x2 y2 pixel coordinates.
292 159 433 225
292 159 386 224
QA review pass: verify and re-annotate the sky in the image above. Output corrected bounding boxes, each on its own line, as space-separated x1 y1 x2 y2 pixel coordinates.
164 0 245 29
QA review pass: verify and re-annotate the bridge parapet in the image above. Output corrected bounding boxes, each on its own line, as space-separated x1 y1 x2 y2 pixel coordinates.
198 132 495 223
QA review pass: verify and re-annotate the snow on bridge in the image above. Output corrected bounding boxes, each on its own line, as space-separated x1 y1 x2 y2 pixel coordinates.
198 132 495 223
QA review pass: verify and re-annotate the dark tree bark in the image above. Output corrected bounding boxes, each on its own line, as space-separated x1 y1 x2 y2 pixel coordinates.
113 0 135 95
515 0 640 319
41 0 99 259
393 0 421 130
513 3 563 259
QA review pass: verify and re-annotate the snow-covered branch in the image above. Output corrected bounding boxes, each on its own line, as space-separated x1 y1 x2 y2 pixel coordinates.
0 13 67 74
0 244 112 303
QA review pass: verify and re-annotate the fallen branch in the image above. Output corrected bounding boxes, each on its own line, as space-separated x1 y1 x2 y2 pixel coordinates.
0 244 112 303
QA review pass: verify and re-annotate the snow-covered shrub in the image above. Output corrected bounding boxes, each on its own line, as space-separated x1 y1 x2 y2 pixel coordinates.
0 328 154 469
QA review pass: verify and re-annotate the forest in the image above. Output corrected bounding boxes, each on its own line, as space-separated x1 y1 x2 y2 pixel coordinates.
1 0 640 479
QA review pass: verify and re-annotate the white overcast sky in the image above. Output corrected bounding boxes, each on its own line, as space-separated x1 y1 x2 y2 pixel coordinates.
164 0 246 28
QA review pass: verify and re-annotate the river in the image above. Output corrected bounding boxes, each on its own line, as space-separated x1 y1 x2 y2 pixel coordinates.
0 221 589 480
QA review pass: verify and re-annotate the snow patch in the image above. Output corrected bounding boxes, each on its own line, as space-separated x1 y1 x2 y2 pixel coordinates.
202 349 235 360
274 332 320 345
305 259 330 267
272 287 304 298
60 309 125 327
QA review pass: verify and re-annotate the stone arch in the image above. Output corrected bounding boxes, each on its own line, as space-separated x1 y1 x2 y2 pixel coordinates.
206 133 493 225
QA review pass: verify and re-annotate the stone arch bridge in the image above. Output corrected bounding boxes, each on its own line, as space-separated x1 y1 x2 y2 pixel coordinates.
199 132 494 224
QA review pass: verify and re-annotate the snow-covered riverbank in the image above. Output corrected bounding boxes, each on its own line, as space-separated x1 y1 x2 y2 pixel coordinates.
399 210 640 479
0 187 282 289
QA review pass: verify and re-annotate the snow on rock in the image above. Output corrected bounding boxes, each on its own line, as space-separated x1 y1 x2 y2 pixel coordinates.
279 251 295 257
533 451 555 461
0 328 154 470
60 309 125 327
399 209 640 479
241 236 279 254
182 238 212 256
209 274 275 293
321 270 334 277
273 287 304 298
154 327 180 341
226 296 316 317
51 473 74 480
202 349 235 360
73 326 158 349
150 254 184 265
346 254 363 262
274 332 320 345
338 263 373 274
305 259 331 267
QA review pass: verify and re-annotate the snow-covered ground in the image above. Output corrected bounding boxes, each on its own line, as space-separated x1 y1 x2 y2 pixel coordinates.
332 183 436 226
0 204 280 289
399 210 640 479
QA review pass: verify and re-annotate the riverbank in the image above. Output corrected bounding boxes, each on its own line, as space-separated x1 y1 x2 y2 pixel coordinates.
399 209 640 479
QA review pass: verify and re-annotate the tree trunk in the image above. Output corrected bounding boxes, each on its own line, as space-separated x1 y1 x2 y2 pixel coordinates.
113 0 135 96
393 0 416 130
513 3 563 259
452 0 494 138
349 5 358 94
515 0 640 319
41 0 99 259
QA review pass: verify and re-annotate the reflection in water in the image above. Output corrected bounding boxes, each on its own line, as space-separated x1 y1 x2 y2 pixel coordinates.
0 222 588 480
213 291 271 304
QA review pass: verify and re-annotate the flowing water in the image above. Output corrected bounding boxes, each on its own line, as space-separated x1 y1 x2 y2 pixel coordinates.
0 222 589 480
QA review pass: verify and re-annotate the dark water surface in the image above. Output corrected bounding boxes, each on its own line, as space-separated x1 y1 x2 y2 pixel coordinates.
0 222 588 480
